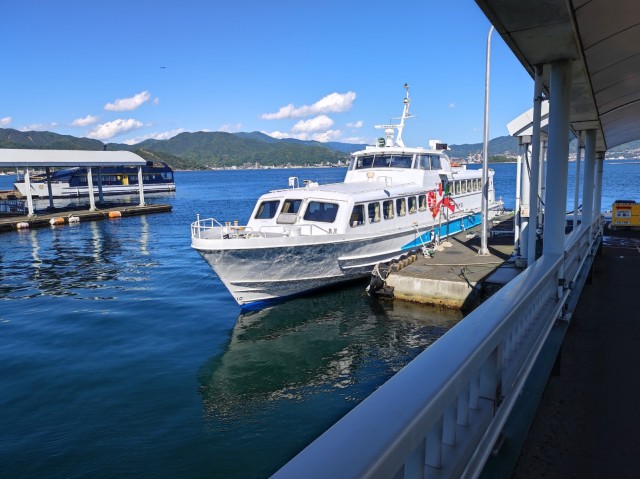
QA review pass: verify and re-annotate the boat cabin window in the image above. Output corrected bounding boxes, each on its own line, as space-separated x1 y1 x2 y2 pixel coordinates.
303 201 339 223
418 194 427 211
354 155 376 169
353 154 413 169
350 204 365 227
415 155 442 170
408 196 417 214
383 200 394 219
368 202 381 223
255 200 280 219
388 155 413 168
396 198 406 216
455 182 461 195
461 180 467 194
281 199 302 214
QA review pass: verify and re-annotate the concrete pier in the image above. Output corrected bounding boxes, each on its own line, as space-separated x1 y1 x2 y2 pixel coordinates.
381 216 518 310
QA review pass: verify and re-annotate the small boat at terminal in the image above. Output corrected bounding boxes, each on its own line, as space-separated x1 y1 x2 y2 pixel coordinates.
191 84 503 308
14 161 175 198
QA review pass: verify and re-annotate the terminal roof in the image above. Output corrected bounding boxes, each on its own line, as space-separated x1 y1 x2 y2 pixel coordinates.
475 0 640 151
0 149 146 168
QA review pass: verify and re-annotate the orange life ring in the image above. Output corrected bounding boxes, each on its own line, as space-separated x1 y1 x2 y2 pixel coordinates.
427 190 437 210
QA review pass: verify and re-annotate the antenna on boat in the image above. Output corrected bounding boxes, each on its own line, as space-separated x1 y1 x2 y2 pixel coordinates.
375 83 414 148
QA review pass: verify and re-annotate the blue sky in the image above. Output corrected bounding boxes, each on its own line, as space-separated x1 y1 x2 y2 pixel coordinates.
1 0 533 147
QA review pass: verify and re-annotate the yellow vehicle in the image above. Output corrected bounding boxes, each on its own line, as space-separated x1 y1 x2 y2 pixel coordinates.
611 200 640 228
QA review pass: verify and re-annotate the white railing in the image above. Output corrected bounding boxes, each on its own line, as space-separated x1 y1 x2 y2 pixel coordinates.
191 216 334 240
273 217 604 479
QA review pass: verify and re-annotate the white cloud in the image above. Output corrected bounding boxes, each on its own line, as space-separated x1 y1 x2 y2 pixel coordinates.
87 119 143 140
0 117 12 127
71 115 98 127
261 91 356 120
154 97 160 105
341 136 369 144
219 123 243 133
20 122 59 131
104 91 151 111
346 120 363 128
291 115 334 134
122 128 185 145
449 103 456 109
262 130 289 139
311 130 342 142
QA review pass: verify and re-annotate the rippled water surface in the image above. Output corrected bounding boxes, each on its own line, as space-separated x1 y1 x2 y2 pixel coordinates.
0 161 638 478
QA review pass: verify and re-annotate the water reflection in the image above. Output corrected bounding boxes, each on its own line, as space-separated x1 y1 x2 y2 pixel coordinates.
0 219 155 300
198 286 462 420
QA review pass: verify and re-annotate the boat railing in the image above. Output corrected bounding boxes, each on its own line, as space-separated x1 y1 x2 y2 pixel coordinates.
273 215 605 479
191 216 334 240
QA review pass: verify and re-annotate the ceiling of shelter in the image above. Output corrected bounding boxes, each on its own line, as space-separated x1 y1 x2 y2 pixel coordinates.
475 0 640 151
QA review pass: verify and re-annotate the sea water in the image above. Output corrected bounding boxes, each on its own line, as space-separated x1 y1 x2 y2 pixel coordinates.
0 161 638 478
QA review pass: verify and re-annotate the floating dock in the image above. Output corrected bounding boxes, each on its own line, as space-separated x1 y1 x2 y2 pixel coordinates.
375 215 519 310
0 203 172 233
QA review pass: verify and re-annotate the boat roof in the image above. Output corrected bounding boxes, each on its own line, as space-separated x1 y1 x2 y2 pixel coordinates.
351 146 447 156
264 179 428 203
0 149 147 168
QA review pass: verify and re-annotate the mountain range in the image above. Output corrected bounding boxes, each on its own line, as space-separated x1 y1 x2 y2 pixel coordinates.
1 128 638 170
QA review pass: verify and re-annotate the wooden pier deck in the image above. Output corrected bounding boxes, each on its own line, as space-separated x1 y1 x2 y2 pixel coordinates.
0 203 172 233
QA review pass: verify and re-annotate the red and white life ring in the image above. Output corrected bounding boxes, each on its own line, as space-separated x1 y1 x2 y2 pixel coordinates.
427 190 437 210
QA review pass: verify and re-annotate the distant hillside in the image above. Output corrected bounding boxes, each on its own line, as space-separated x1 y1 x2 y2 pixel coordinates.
0 128 104 150
447 136 519 160
3 128 640 170
129 131 350 168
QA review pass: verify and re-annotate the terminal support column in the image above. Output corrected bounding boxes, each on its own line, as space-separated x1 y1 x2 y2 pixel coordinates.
582 130 596 238
87 167 96 212
593 152 604 224
527 64 544 266
543 60 572 259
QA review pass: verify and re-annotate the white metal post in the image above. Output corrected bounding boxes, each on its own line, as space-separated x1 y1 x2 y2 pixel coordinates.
593 152 604 222
543 60 573 258
87 166 96 211
137 166 146 206
527 65 544 265
480 25 494 256
538 139 547 226
45 167 54 209
582 130 596 237
518 141 531 266
514 154 522 254
24 167 34 216
573 132 583 230
97 167 104 204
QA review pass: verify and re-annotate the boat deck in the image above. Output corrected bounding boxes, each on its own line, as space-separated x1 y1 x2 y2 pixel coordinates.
0 202 172 233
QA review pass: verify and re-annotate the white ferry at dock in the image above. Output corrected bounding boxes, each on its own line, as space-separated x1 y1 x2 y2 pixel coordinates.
191 85 503 308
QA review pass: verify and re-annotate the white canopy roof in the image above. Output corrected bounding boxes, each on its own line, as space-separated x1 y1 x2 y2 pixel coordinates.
0 149 146 168
475 0 640 151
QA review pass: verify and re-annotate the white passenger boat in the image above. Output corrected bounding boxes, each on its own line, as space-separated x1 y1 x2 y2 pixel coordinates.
191 85 503 308
14 161 175 198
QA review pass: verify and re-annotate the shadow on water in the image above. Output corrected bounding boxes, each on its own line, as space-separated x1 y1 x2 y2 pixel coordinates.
197 283 463 421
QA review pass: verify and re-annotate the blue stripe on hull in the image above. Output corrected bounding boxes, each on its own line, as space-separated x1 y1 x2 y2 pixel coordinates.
401 212 482 250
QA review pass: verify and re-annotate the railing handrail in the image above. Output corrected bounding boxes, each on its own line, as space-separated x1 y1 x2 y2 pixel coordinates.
274 216 604 479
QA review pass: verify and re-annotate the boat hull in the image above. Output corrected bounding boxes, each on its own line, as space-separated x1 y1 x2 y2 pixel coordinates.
193 211 488 308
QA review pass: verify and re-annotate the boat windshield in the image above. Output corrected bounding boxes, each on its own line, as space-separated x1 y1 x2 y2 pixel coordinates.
303 201 339 223
415 154 442 170
255 200 280 219
352 154 413 170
